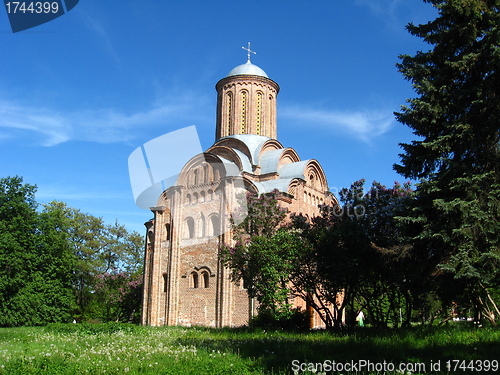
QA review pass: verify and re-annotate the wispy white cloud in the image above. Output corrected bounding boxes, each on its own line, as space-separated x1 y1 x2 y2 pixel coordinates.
280 105 394 143
0 101 71 146
355 0 402 18
0 92 211 147
0 92 392 147
78 8 122 65
355 0 436 29
354 0 411 31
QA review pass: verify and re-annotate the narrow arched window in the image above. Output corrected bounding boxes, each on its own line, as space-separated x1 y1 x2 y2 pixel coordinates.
210 214 220 237
201 271 209 288
269 94 274 134
165 223 171 241
194 169 199 185
163 273 168 292
186 217 195 239
191 272 199 288
203 164 209 183
226 92 233 135
199 214 205 238
240 90 248 133
256 92 263 135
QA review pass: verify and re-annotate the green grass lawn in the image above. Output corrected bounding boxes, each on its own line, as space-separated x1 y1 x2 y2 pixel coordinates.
0 323 498 374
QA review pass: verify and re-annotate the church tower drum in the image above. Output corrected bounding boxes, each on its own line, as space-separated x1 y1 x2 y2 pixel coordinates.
215 59 279 140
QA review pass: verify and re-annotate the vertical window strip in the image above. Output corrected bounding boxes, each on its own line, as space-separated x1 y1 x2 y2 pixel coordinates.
226 92 232 135
256 92 262 135
269 95 273 136
241 91 247 133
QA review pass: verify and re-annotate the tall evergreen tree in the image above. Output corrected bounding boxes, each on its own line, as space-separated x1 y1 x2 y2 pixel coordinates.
395 0 500 324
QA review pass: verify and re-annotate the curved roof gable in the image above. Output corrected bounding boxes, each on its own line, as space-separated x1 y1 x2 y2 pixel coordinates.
278 160 310 180
211 135 271 166
175 134 329 196
259 147 300 175
259 139 284 158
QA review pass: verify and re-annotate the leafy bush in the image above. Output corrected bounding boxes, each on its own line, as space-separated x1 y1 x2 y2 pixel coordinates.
250 308 308 331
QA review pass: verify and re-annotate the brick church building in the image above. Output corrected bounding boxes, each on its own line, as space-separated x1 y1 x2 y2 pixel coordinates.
141 50 338 327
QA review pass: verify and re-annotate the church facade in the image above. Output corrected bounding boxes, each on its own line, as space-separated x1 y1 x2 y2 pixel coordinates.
141 55 338 327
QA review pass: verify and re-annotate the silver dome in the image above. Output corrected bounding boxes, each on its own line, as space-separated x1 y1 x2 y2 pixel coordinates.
227 61 268 78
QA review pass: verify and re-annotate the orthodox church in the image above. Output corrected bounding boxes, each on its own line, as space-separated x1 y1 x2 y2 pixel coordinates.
141 48 338 327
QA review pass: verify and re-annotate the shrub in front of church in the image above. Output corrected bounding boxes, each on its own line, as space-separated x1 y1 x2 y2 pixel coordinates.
93 271 143 323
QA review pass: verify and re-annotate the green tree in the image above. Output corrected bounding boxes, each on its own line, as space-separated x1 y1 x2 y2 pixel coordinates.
296 180 414 329
350 181 418 327
221 191 303 322
294 204 371 329
0 177 75 326
395 0 500 324
0 176 39 326
41 201 144 322
0 177 143 326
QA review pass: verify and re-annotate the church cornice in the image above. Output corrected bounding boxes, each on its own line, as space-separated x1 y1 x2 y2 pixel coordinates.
150 206 166 212
182 181 219 190
277 193 293 204
219 81 279 94
216 75 280 93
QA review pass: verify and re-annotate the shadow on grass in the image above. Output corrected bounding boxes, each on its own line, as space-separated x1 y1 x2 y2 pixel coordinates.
174 325 500 374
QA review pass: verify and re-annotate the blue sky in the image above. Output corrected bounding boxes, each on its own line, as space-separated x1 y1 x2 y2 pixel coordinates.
0 1 437 234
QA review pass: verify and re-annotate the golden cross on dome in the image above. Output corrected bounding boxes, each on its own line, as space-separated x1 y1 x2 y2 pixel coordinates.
242 42 256 62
